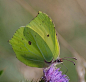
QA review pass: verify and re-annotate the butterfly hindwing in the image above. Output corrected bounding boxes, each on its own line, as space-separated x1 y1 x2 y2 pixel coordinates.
9 27 49 68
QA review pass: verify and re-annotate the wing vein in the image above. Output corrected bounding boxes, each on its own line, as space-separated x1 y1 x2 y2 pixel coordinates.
30 30 46 60
14 34 41 58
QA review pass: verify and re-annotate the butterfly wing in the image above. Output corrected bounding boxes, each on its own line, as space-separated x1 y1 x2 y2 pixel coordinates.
9 27 48 68
26 11 60 61
9 11 60 68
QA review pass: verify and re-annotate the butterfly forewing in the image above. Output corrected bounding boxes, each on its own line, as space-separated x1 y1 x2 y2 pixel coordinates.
26 11 60 61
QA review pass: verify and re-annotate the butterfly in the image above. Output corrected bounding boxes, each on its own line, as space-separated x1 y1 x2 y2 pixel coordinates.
9 11 63 68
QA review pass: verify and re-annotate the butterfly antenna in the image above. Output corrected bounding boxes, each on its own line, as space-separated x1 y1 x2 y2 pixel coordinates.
62 57 77 60
62 58 76 65
61 63 68 74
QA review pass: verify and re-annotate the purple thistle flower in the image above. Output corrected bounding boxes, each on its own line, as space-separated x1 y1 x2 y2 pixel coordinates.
42 64 69 82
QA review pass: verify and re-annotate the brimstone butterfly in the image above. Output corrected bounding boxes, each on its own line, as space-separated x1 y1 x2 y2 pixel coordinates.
9 11 61 68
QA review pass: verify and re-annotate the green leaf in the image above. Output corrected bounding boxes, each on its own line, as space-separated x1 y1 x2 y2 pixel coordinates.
9 11 60 68
0 70 4 76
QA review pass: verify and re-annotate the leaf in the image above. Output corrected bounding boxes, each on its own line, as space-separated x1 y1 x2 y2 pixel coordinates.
0 70 4 76
9 11 60 68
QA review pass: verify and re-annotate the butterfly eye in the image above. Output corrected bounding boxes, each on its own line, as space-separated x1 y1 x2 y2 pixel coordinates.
57 59 63 63
57 59 60 62
53 59 63 63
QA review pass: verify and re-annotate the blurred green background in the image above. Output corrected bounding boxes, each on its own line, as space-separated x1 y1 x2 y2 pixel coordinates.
0 0 86 82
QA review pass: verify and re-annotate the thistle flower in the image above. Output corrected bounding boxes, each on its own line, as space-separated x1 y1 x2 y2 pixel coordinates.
42 64 69 82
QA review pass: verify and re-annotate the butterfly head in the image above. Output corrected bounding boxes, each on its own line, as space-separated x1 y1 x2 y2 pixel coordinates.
52 58 63 66
53 57 77 65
